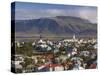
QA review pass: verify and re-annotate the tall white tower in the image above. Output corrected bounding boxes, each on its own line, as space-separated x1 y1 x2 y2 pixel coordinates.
73 34 76 40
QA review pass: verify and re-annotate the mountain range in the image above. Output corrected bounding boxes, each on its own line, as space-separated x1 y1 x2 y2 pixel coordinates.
12 16 97 37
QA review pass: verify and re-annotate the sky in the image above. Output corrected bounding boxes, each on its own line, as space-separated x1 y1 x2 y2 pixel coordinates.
12 2 97 23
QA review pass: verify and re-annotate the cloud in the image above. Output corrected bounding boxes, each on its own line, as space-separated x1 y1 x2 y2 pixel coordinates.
15 7 97 23
15 9 67 19
77 7 97 23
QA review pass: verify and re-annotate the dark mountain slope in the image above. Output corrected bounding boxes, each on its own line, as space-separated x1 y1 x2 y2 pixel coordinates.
13 16 97 36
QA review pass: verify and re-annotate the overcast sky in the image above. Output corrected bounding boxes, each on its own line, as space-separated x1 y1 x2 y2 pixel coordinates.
12 2 97 23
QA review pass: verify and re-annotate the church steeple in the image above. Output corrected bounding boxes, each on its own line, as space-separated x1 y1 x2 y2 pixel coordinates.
73 34 76 40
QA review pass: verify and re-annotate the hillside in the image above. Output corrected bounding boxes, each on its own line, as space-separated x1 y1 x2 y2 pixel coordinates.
12 16 97 37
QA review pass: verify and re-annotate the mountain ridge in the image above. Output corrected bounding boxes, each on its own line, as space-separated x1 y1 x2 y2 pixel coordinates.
13 16 97 37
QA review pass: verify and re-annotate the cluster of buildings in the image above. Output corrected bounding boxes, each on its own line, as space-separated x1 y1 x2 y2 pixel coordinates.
12 35 97 73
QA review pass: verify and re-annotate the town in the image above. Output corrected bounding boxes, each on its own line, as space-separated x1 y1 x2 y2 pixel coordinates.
11 35 97 73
